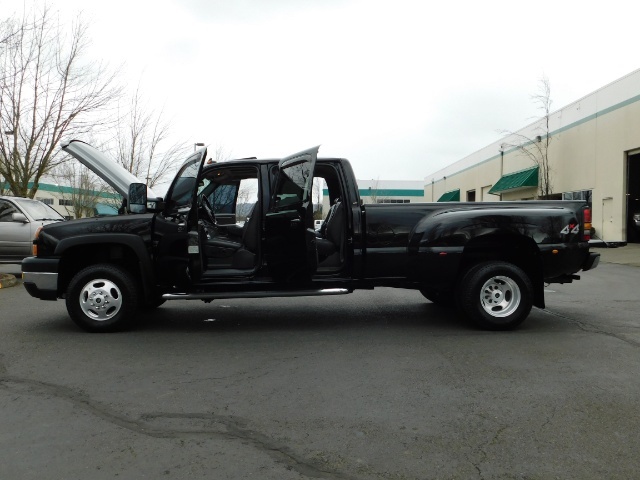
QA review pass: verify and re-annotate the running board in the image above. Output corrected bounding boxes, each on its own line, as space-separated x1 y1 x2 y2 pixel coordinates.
162 288 350 301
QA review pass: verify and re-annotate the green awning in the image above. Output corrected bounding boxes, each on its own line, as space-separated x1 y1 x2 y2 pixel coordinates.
488 166 539 194
437 189 460 202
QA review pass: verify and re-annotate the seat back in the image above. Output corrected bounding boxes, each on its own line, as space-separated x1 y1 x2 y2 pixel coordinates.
319 197 340 237
324 200 344 258
325 202 344 246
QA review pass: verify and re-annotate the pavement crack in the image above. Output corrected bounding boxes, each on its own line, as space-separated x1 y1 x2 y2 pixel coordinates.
540 308 640 348
0 375 168 436
0 353 7 375
0 375 357 480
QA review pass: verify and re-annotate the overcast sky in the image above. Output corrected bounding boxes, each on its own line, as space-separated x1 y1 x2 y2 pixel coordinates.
4 0 640 181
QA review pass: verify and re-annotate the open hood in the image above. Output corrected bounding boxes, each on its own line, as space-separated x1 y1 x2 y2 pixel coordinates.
61 140 159 201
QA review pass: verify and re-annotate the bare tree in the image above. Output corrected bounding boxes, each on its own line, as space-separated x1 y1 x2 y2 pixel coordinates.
110 85 187 188
208 144 232 163
235 178 258 221
1 16 19 195
312 177 323 220
0 5 120 198
51 162 113 218
367 177 380 204
0 14 19 61
502 76 554 199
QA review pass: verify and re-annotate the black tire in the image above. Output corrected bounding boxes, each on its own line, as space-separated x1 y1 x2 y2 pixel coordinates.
457 261 533 330
65 264 139 332
420 289 454 307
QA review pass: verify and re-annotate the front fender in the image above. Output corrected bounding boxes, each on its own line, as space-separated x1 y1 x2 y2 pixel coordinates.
55 234 156 299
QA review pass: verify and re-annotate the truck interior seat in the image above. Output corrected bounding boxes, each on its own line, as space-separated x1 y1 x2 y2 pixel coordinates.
204 201 260 270
316 199 344 267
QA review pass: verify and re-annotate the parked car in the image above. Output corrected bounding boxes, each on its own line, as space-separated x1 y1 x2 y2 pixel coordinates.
0 196 65 263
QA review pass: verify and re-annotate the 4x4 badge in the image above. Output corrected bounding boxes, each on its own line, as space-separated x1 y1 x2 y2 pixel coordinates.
560 223 580 234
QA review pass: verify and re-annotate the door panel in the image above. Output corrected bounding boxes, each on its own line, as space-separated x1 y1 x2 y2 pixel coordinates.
265 146 319 282
153 149 206 286
0 200 31 257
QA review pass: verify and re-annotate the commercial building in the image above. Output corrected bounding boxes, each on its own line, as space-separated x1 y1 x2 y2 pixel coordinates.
322 179 425 213
425 69 640 244
1 179 119 219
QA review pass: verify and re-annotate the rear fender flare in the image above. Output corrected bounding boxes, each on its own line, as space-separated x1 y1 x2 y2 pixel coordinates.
408 211 546 308
408 207 576 251
460 234 545 309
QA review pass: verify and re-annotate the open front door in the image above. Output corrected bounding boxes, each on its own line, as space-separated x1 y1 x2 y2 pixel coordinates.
153 148 207 286
265 146 319 282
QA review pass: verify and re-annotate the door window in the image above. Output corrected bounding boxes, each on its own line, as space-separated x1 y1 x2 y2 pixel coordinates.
0 200 18 222
210 184 238 214
274 160 312 209
199 168 259 224
15 198 63 220
166 160 201 212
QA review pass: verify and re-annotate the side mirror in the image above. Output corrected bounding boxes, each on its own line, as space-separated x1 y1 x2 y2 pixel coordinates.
128 183 147 214
11 212 28 223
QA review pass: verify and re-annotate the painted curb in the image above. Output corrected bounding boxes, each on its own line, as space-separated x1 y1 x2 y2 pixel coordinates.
0 273 18 289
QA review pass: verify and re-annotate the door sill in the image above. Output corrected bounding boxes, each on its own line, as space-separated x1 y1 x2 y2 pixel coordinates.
162 288 350 301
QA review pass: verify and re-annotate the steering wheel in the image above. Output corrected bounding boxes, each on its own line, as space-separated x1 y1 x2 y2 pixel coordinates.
201 194 216 225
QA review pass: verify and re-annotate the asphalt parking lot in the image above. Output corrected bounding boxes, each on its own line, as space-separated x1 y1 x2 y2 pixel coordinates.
1 247 640 479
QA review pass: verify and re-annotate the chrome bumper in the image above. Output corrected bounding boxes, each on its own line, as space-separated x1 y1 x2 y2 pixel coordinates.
21 257 60 300
22 271 58 291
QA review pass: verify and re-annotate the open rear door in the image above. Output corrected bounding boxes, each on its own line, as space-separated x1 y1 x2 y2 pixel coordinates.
265 146 319 282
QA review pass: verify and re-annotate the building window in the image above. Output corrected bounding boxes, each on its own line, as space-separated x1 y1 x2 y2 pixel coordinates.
562 190 592 202
467 190 476 202
37 197 54 205
58 199 73 206
376 199 410 204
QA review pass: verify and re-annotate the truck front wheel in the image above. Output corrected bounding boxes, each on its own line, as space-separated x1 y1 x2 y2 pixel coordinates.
65 264 139 332
458 261 533 330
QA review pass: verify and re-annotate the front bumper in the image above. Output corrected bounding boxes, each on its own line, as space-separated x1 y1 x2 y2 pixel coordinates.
22 257 60 300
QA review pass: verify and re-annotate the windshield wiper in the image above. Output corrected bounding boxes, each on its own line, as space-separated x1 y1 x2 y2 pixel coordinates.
35 218 65 222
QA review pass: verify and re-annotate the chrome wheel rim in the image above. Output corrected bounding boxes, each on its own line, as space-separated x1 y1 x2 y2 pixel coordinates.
480 275 521 317
79 278 123 321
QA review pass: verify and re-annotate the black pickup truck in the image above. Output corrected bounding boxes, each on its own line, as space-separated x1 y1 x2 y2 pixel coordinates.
22 140 600 332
